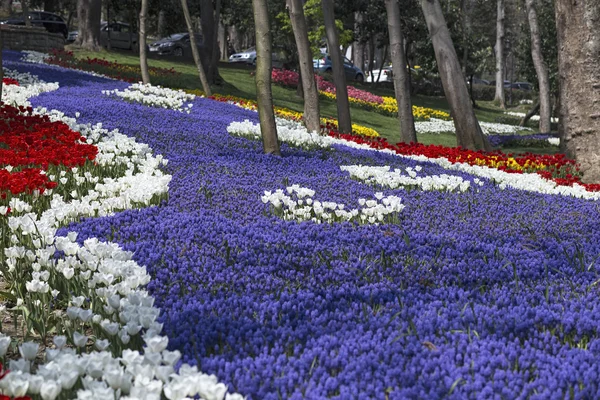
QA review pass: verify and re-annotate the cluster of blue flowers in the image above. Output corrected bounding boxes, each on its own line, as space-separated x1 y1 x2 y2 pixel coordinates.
488 133 559 148
6 50 600 399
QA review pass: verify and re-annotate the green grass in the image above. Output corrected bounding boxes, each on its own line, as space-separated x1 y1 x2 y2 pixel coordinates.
69 48 544 151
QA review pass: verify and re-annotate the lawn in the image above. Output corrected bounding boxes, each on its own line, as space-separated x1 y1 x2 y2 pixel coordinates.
68 48 535 149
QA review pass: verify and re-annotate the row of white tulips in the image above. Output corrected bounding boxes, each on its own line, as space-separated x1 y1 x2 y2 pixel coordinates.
227 119 600 200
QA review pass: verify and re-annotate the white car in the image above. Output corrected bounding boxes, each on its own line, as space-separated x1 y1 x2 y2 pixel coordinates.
366 66 392 83
228 47 256 64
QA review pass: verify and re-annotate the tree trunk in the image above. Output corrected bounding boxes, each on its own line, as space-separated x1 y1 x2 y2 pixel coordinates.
385 0 417 143
494 0 505 107
44 0 55 12
420 0 490 151
219 22 228 61
181 0 212 96
200 0 218 83
368 37 375 86
0 0 12 17
252 0 280 155
139 0 150 84
321 0 352 134
460 0 472 77
22 0 30 27
66 11 74 31
555 0 600 182
519 101 540 127
157 10 166 38
76 0 102 51
353 12 364 71
525 0 551 133
209 0 222 83
288 0 321 134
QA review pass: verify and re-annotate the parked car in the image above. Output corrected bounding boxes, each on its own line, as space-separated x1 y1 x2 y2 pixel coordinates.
467 77 490 86
313 54 365 83
67 30 78 43
511 82 532 91
148 33 203 57
366 65 426 84
0 11 68 38
100 22 138 51
229 47 256 64
489 80 512 88
229 46 288 69
366 65 392 83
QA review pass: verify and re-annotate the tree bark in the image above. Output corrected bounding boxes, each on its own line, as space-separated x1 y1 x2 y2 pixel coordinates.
460 0 472 76
22 0 30 27
353 12 364 71
209 0 222 82
44 0 55 12
525 0 551 133
555 0 600 182
139 0 150 84
219 22 228 61
288 0 321 134
321 0 352 134
76 0 102 51
181 0 212 96
252 0 280 155
385 0 417 143
157 10 166 38
0 0 12 17
494 0 505 107
368 37 375 86
420 0 490 151
200 0 219 83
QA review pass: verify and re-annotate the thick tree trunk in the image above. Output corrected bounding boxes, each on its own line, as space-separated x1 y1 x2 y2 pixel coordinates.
288 0 321 134
139 0 150 84
209 0 222 82
76 0 102 51
252 0 280 155
200 0 219 83
525 0 551 133
157 10 166 38
556 0 600 182
0 0 11 17
181 0 212 96
44 0 55 12
385 0 417 143
22 0 30 27
460 0 472 76
219 22 228 61
321 0 352 134
494 0 505 107
420 0 490 151
353 12 364 71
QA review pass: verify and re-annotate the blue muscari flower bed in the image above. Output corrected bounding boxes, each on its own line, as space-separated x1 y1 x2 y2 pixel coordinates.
6 50 600 399
488 133 559 148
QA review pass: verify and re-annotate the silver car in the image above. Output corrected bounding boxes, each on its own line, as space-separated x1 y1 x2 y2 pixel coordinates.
229 47 256 64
